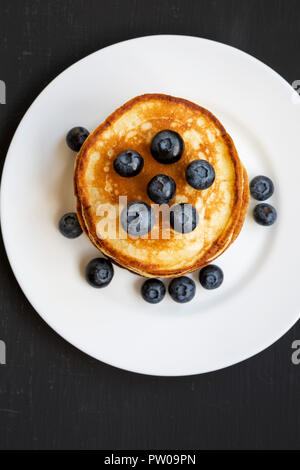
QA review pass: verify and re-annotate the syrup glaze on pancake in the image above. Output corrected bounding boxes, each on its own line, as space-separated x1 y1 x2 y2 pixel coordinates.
75 94 249 277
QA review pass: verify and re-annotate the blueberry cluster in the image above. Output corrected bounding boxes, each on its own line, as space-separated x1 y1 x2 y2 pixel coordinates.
142 264 224 304
63 126 278 300
250 175 277 226
63 126 220 295
66 127 216 237
113 130 216 237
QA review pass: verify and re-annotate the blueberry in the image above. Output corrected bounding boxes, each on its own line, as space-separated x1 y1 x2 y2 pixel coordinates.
253 203 277 226
141 279 166 304
168 277 196 303
147 174 176 204
199 265 224 290
170 203 199 234
59 212 83 239
114 150 144 177
250 175 274 201
85 258 114 288
121 201 154 237
186 160 215 190
66 127 90 152
151 130 184 164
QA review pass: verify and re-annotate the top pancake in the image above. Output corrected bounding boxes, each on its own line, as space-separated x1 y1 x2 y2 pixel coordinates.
74 94 248 277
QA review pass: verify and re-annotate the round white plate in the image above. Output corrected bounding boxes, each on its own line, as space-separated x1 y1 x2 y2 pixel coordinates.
1 35 300 376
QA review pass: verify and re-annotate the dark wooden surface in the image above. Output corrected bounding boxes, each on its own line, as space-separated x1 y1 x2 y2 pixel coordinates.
0 0 300 450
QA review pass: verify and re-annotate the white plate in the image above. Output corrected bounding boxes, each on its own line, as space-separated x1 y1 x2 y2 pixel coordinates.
1 35 300 376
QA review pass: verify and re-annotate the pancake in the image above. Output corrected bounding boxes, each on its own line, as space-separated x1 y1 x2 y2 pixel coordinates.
74 94 249 277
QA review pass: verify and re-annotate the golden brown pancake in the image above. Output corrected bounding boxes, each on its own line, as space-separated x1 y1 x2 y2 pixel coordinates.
74 94 249 277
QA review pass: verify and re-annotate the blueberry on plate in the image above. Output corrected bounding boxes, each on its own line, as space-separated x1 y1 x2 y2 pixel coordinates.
168 277 196 303
253 203 277 226
199 265 224 290
59 212 83 239
120 201 155 237
141 279 166 304
186 160 215 190
250 175 274 201
85 258 114 288
150 130 184 164
66 127 90 152
170 203 199 234
147 174 176 204
113 150 144 177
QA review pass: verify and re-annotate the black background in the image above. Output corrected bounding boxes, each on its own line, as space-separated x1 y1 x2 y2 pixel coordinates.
0 0 300 450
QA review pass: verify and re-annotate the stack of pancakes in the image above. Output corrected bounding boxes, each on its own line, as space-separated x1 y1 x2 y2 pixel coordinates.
74 94 249 278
